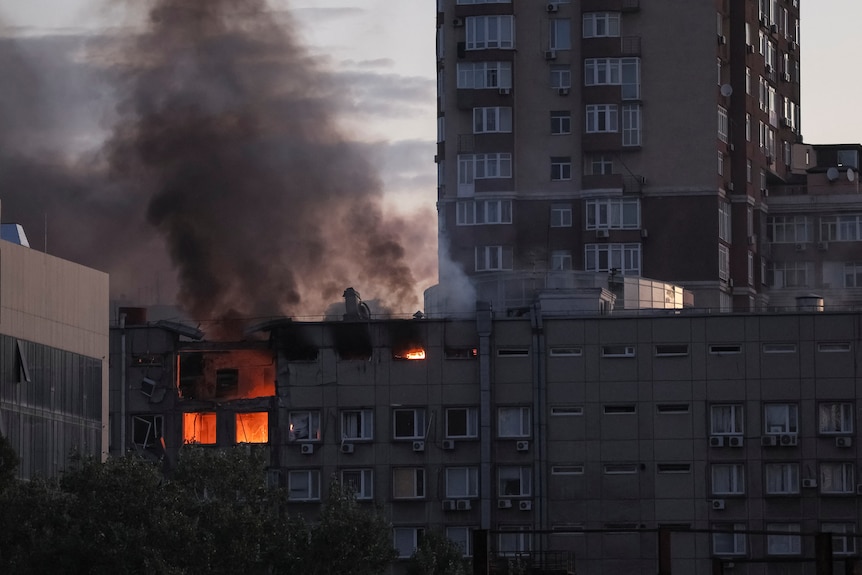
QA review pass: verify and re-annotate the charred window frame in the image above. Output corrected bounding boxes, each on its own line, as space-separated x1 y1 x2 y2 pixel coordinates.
215 369 239 398
132 415 163 450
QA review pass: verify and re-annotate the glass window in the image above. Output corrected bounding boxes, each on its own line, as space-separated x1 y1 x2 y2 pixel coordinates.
475 245 514 271
585 198 640 230
584 243 641 275
764 404 798 434
550 250 572 271
457 61 513 89
583 12 620 38
498 466 532 497
393 527 425 559
764 463 799 495
819 403 854 434
498 407 531 437
820 462 855 494
474 107 513 133
340 468 374 500
767 523 801 555
393 408 426 440
822 523 856 556
393 468 426 499
551 204 573 227
446 527 474 557
446 407 479 438
498 528 531 556
183 412 217 445
465 15 514 50
446 467 479 498
713 523 747 556
288 470 321 501
551 111 571 135
551 157 572 181
549 19 571 50
711 463 745 495
550 65 571 89
342 409 374 440
236 412 269 444
289 411 321 442
710 404 744 435
586 104 618 133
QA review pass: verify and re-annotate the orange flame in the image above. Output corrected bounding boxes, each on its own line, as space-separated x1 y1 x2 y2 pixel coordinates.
404 348 426 360
236 412 269 443
183 412 217 444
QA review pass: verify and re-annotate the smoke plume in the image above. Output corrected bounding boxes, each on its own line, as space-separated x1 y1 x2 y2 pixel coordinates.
0 1 433 334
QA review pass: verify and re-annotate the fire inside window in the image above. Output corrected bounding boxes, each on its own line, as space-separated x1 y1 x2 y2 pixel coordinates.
183 412 217 445
236 412 269 444
393 348 426 360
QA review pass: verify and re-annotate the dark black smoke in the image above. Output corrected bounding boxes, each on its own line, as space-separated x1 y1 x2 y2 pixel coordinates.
0 1 431 333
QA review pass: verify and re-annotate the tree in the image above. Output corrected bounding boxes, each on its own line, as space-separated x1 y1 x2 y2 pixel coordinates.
306 479 397 575
0 433 19 491
407 530 469 575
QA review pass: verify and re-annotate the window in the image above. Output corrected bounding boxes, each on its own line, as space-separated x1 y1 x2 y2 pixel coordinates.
497 348 528 357
457 0 512 3
342 409 374 440
603 404 636 414
657 463 692 474
132 415 163 449
584 58 620 85
586 154 614 175
585 198 640 230
549 348 582 357
550 65 571 89
709 345 741 355
718 106 729 143
550 157 572 181
550 250 572 271
236 412 269 444
498 407 531 437
601 347 635 359
655 344 689 357
289 411 321 442
711 464 745 495
456 198 513 225
498 528 531 556
183 412 217 444
713 524 747 556
394 527 425 559
457 154 513 194
551 204 573 227
586 104 618 133
718 244 729 280
551 465 585 475
341 468 373 500
465 15 514 50
846 263 862 288
584 243 641 275
446 467 479 498
288 470 321 501
393 468 426 499
818 342 851 353
767 524 801 555
498 466 531 497
583 12 620 38
622 104 641 146
711 405 744 435
820 462 855 494
393 408 426 440
819 403 853 434
475 245 513 271
603 463 638 475
837 149 859 169
767 215 810 243
457 61 512 89
656 404 690 414
446 527 474 557
551 111 571 135
763 343 797 354
549 19 571 50
821 215 862 242
473 107 512 133
764 404 798 434
718 201 731 242
769 261 811 288
822 523 856 556
447 407 478 438
215 368 239 397
765 463 799 495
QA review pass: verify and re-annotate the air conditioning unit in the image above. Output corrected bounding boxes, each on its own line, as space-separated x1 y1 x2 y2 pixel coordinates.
802 478 817 488
760 16 770 28
746 44 755 54
782 73 792 83
516 440 530 452
546 3 559 12
728 436 744 448
300 443 315 455
640 228 649 239
709 436 726 448
498 88 511 96
545 50 557 60
717 34 727 45
779 434 798 446
748 235 757 245
818 241 828 251
836 437 853 448
498 499 513 509
770 24 779 34
341 443 355 454
558 87 570 96
519 500 533 511
442 499 457 511
453 18 464 28
442 439 456 450
596 229 610 238
712 499 726 510
761 435 778 447
727 182 734 191
456 499 472 511
412 440 426 452
794 243 806 252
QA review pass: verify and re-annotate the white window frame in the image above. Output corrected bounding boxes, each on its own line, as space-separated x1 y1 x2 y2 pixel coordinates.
764 404 798 435
718 244 730 281
711 463 745 495
550 250 572 271
550 65 572 89
769 261 811 289
465 15 514 50
820 462 855 494
457 61 513 89
446 407 479 439
586 104 618 133
549 19 571 50
498 528 531 557
550 157 572 181
498 465 532 497
393 408 426 440
582 12 620 38
341 409 374 441
550 111 572 135
767 215 810 243
822 523 856 556
393 527 425 559
845 262 862 288
764 463 799 495
456 198 513 226
498 406 531 438
585 198 640 230
288 410 321 442
551 204 573 227
584 58 621 86
340 468 374 500
446 467 479 498
622 104 641 146
819 402 854 434
473 107 513 134
719 201 732 242
288 470 321 501
132 415 163 450
710 404 744 436
393 467 426 499
475 245 514 272
446 526 474 557
713 523 747 556
584 243 641 275
767 523 801 555
718 106 729 143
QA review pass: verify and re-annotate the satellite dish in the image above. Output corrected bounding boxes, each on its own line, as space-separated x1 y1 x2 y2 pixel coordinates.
848 168 856 182
720 84 733 97
827 167 840 182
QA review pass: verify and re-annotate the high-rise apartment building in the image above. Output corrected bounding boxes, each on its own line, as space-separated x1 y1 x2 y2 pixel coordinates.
435 0 801 312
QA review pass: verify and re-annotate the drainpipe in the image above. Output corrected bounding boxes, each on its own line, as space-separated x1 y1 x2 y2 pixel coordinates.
476 301 493 530
530 302 547 556
119 312 126 456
